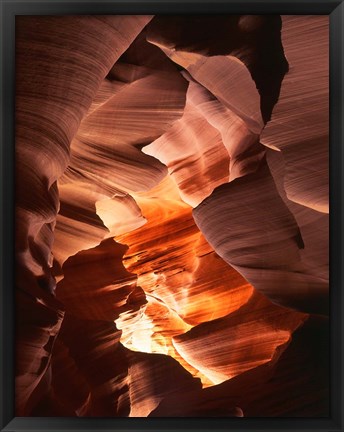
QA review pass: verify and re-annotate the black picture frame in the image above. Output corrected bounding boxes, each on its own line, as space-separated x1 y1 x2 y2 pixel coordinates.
1 0 343 431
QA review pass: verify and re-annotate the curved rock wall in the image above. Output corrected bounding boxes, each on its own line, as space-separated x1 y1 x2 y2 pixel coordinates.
15 15 329 417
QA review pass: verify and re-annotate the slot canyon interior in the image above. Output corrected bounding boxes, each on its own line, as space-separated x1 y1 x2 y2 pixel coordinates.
15 14 329 417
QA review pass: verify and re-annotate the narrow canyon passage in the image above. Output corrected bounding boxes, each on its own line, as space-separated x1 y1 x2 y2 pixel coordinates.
15 14 329 417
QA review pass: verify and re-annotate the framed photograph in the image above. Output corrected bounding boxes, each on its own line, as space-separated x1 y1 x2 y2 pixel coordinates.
1 0 343 431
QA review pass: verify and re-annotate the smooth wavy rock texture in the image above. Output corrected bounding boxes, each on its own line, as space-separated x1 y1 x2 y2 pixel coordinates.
261 16 329 213
15 15 329 417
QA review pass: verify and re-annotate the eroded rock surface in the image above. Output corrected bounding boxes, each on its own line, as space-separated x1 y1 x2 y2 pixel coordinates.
15 15 329 417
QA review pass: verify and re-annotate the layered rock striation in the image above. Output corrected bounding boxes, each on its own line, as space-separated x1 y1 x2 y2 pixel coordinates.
15 15 329 417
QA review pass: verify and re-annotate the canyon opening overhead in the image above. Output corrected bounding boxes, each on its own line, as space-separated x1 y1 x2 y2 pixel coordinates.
15 15 329 417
